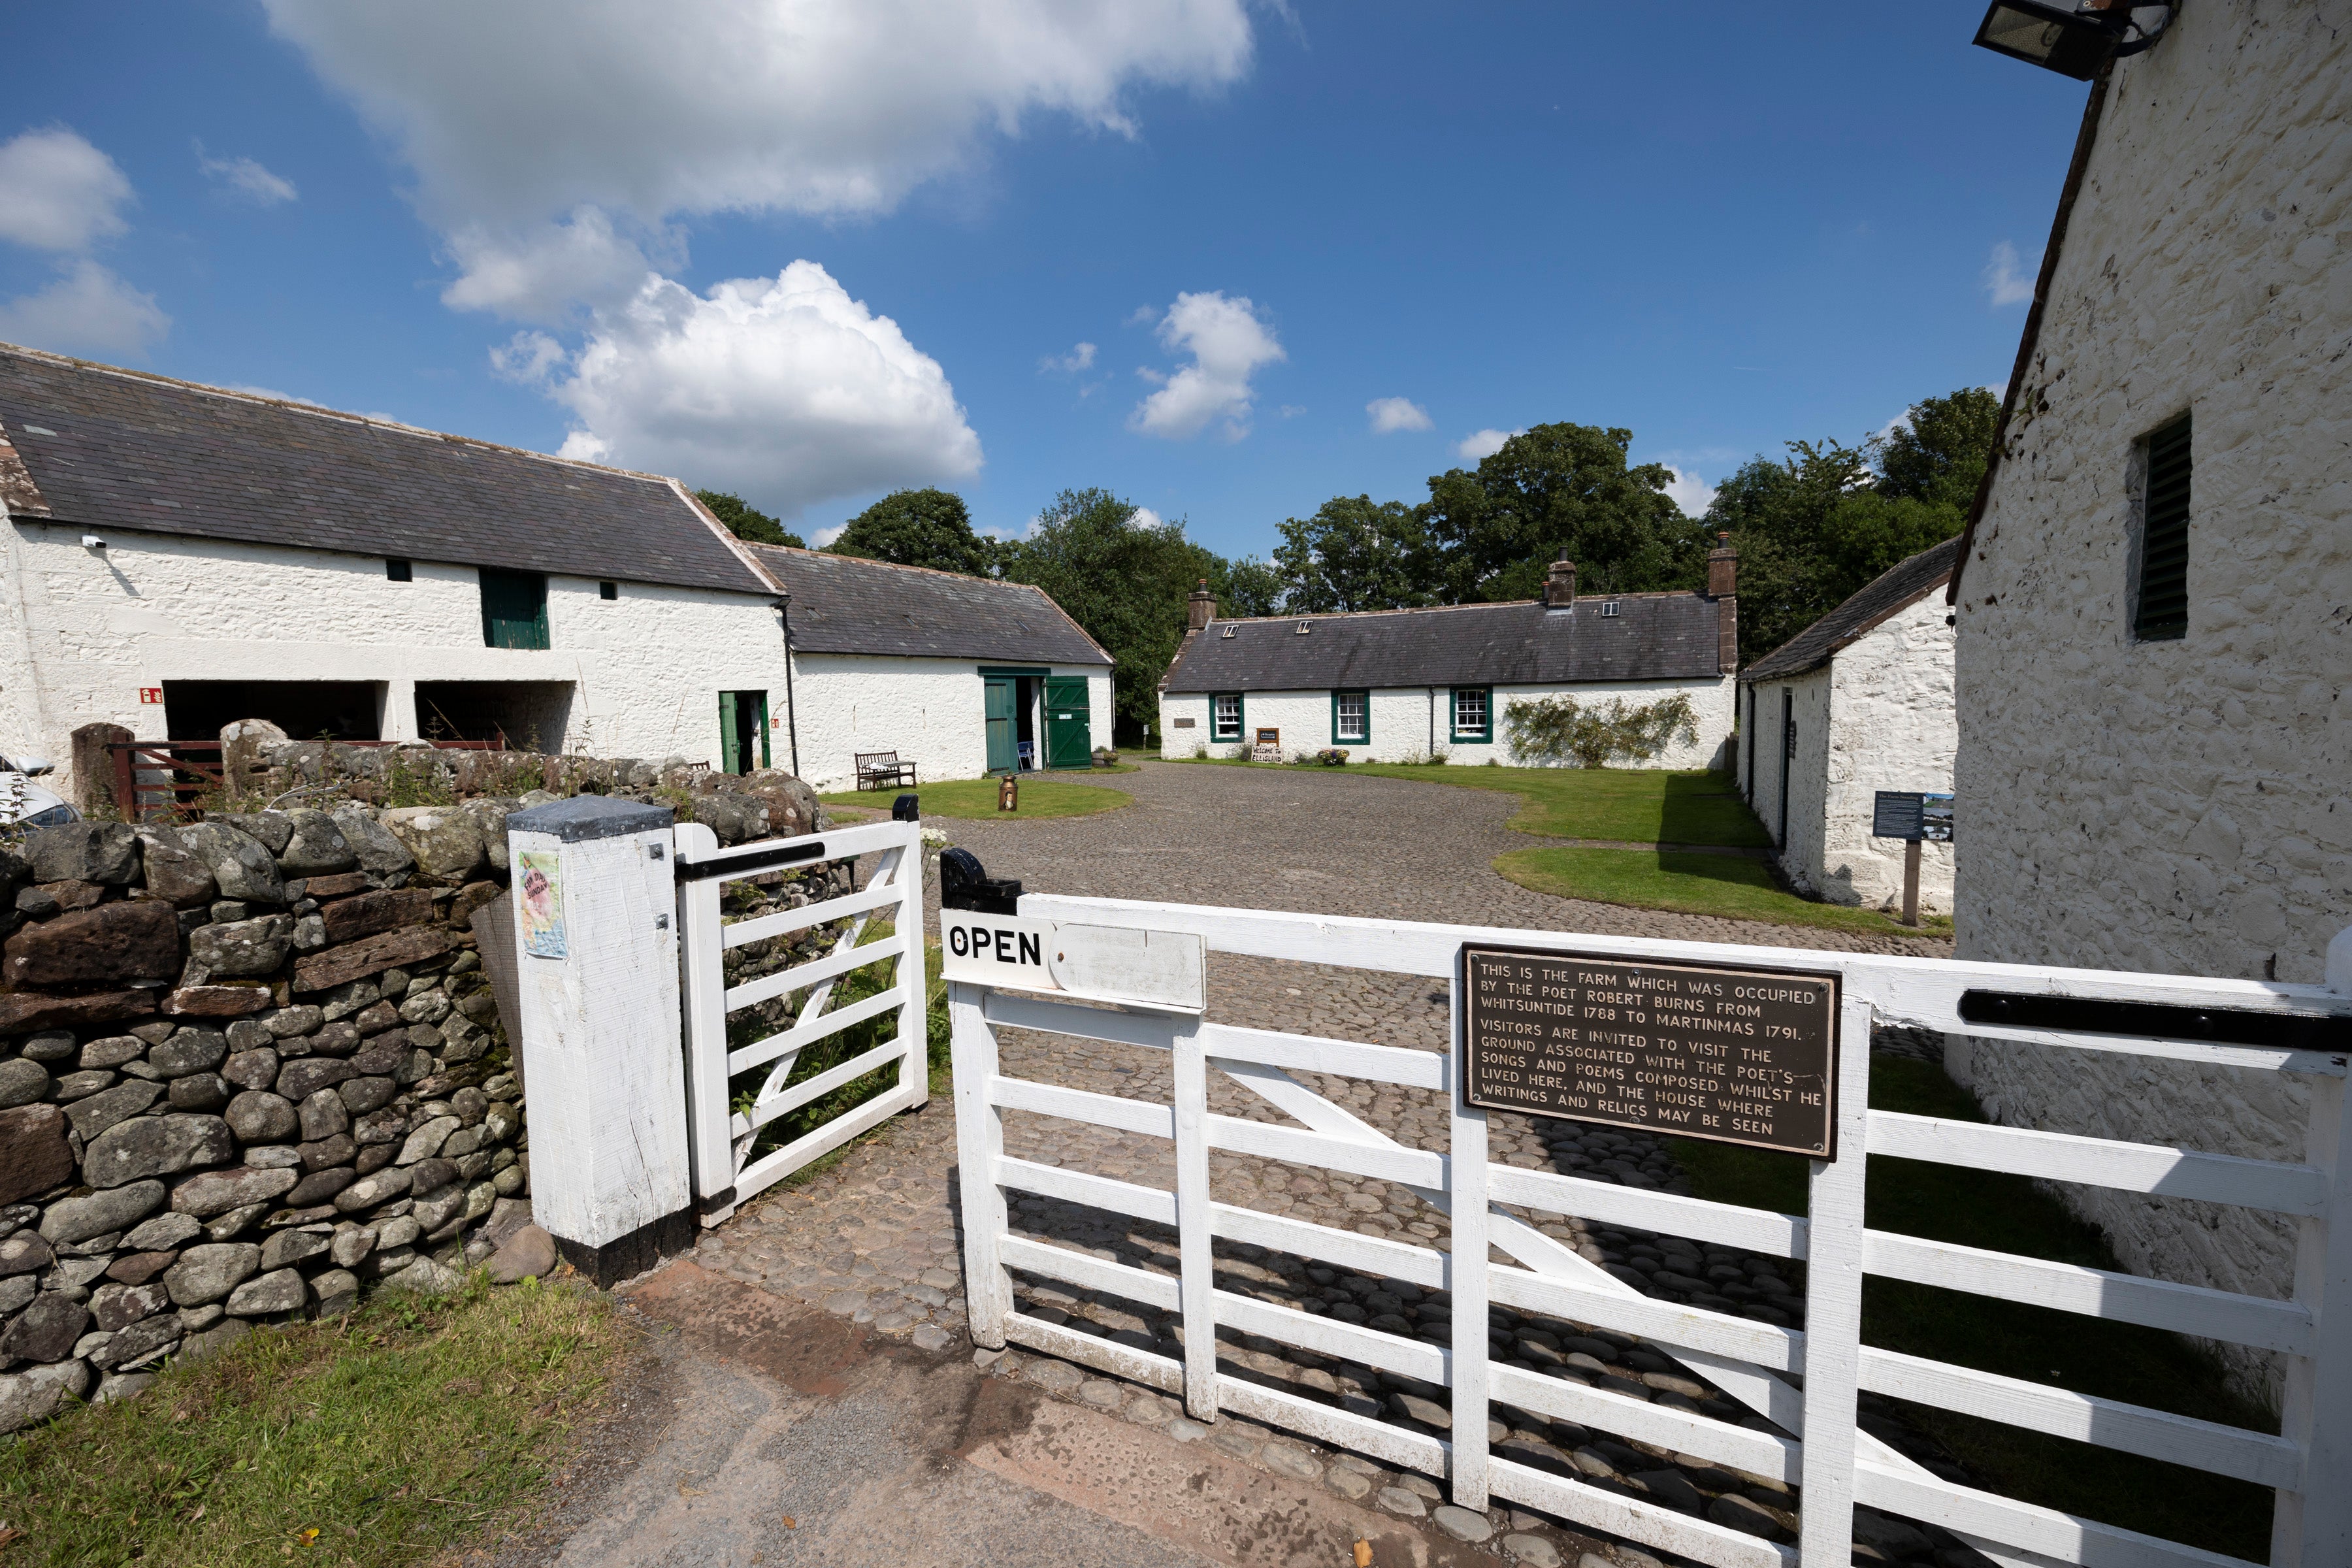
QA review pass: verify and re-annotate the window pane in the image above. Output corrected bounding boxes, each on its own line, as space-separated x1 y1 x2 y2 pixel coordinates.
1337 693 1366 740
1455 689 1487 734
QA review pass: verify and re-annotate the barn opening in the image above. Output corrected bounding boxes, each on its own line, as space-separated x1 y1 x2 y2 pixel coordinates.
163 681 384 742
414 681 574 750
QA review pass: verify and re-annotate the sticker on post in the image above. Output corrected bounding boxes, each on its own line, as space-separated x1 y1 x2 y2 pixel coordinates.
941 909 1204 1011
517 849 567 958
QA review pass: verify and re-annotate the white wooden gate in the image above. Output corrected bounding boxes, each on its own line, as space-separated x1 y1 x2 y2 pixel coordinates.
950 897 2352 1568
678 818 928 1221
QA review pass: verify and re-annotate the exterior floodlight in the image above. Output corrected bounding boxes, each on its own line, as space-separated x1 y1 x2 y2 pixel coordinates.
1972 0 2174 81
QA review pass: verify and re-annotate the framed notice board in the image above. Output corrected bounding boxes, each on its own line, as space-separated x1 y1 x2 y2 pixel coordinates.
1458 944 1841 1158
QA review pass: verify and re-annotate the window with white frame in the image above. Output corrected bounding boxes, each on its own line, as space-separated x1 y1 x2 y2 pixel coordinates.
1451 686 1491 742
1211 693 1243 741
1333 689 1368 744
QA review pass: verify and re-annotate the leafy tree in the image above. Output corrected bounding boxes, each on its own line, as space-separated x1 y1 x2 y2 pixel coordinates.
1878 385 2001 510
695 489 802 548
1422 423 1704 603
1272 496 1440 613
1209 554 1286 619
828 487 996 576
999 489 1224 743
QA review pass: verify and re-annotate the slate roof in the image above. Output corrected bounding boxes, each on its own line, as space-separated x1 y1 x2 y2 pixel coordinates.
1740 536 1960 683
749 545 1111 666
0 343 776 595
1161 593 1728 693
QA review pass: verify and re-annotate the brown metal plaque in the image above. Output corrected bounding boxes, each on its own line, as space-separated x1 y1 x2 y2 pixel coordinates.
1459 946 1840 1158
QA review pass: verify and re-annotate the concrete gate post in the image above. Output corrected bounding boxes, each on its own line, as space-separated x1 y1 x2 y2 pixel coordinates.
506 795 693 1287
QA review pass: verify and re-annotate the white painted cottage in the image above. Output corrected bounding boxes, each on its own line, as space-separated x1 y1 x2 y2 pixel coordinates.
0 344 793 805
1941 1 2350 1394
1736 536 1957 913
1158 546 1740 768
745 544 1113 794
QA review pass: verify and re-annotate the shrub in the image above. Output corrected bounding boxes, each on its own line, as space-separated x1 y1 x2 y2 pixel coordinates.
1316 748 1348 766
1503 692 1698 768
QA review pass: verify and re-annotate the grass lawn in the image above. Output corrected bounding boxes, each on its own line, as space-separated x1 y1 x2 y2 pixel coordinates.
819 775 1130 819
1667 1057 2273 1561
0 1275 629 1567
1494 844 1951 938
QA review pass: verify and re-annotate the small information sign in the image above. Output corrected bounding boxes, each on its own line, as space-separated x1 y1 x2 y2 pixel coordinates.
941 908 1205 1012
1459 945 1840 1157
1872 791 1954 842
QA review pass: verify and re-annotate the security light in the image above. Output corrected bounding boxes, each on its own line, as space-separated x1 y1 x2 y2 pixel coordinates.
1972 0 2174 80
81 534 105 549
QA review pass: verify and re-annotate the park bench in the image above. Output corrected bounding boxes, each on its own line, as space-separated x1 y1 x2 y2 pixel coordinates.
853 750 918 791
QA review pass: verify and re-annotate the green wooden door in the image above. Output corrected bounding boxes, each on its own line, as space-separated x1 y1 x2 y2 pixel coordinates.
984 678 1017 774
479 569 549 649
718 693 741 774
1043 676 1090 770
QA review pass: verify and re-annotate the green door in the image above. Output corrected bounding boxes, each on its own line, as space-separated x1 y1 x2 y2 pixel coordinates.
984 678 1017 774
1043 676 1091 770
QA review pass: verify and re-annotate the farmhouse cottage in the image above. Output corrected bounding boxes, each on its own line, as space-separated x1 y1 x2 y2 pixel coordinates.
1157 544 1740 768
1942 1 2350 1394
1737 536 1957 913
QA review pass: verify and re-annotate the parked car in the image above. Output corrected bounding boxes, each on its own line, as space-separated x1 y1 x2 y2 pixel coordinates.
0 755 77 830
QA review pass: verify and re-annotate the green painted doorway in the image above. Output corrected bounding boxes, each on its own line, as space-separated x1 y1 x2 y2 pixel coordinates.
1043 676 1091 770
719 690 770 775
983 678 1017 774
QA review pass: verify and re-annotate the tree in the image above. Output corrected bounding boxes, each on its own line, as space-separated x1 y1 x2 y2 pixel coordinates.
1272 495 1440 613
1421 423 1705 603
1209 554 1286 619
1877 386 2001 511
828 487 996 576
998 489 1224 743
694 490 802 548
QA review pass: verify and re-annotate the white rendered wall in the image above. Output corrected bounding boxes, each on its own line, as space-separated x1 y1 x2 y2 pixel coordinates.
1816 596 1957 911
1945 0 2351 1396
0 521 784 798
1159 676 1734 771
789 653 1111 793
1743 670 1832 890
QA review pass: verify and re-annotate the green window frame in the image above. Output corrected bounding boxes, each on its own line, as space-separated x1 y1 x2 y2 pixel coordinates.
479 568 550 649
1449 686 1491 744
1210 692 1245 742
1330 689 1369 745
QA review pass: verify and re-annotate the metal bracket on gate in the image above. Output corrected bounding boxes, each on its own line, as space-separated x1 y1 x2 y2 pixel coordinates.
1959 990 2352 1050
676 840 828 880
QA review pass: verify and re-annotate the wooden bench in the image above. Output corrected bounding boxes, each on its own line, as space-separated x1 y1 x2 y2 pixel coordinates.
854 751 918 791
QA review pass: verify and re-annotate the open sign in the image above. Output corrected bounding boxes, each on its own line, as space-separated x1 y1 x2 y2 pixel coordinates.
940 908 1205 1011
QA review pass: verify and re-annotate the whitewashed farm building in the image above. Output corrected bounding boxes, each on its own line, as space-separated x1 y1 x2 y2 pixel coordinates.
1737 536 1957 913
1158 547 1740 768
1943 1 2349 1395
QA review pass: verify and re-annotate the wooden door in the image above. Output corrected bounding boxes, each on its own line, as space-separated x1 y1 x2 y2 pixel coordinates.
984 678 1017 774
1043 676 1090 770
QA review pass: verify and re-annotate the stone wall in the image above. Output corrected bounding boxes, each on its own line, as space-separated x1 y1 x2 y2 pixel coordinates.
1948 0 2351 1396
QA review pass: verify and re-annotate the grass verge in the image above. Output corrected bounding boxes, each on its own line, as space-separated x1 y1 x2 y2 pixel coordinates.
0 1275 629 1568
819 776 1130 819
1494 845 1951 937
1667 1056 2272 1560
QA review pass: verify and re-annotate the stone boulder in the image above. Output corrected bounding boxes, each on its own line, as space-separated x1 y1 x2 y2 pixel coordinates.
330 809 414 876
208 811 293 855
380 806 486 881
460 798 522 872
0 1057 50 1109
25 821 139 885
278 809 357 876
163 1241 260 1307
0 1231 53 1277
318 888 432 946
691 792 766 844
0 1104 69 1207
150 1028 229 1077
83 1114 234 1189
135 826 218 907
63 1081 161 1141
188 913 296 979
0 1292 89 1362
1 898 180 988
178 823 286 905
224 1267 306 1317
38 1180 164 1243
0 1358 91 1433
170 1166 298 1219
739 770 823 839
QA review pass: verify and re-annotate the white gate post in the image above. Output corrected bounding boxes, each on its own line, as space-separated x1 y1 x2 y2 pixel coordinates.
950 979 1013 1349
2275 927 2352 1567
507 796 693 1287
1172 1013 1220 1422
674 821 735 1224
891 841 931 1111
1796 986 1876 1566
1448 970 1492 1512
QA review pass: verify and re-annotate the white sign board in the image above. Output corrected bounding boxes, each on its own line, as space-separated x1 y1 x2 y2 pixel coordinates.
940 909 1206 1012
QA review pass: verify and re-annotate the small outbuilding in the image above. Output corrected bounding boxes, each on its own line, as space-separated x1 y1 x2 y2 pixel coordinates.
1736 536 1957 914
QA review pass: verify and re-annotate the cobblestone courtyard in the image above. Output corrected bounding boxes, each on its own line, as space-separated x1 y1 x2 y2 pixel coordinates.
688 763 1969 1565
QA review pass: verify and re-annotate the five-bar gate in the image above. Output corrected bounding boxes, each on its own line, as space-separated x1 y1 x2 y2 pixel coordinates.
951 896 2352 1568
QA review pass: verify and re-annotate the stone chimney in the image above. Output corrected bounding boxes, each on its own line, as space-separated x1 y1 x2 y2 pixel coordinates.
1707 532 1738 598
1186 579 1218 631
1544 554 1577 608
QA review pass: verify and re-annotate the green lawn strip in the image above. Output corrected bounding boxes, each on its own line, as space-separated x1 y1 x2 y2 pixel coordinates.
1494 845 1951 938
0 1277 628 1568
1663 1058 2272 1560
819 776 1130 819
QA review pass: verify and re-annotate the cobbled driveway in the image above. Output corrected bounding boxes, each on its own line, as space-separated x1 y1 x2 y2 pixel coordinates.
684 764 1968 1566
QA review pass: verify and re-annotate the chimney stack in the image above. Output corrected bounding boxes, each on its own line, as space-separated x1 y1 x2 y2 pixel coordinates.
1186 578 1218 631
1707 531 1738 598
1544 553 1578 608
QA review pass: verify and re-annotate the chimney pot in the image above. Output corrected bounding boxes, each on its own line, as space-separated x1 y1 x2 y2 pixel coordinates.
1544 555 1578 608
1707 534 1739 599
1186 579 1218 632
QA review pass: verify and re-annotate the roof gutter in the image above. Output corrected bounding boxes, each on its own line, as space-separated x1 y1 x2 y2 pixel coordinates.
1948 61 2115 604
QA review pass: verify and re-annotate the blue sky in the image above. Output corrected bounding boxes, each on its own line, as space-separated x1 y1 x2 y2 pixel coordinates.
1 3 2085 559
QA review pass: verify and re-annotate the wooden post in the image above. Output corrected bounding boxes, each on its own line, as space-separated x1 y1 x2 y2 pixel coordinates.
675 822 735 1222
949 979 1012 1350
1171 1013 1219 1421
1447 962 1492 1512
1797 987 1876 1568
2276 926 2352 1567
1901 839 1922 927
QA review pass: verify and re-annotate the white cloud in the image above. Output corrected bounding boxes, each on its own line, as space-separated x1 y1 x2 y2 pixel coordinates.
263 0 1254 316
1131 506 1164 529
1040 340 1096 374
0 259 170 357
543 261 981 517
1128 290 1283 440
809 523 847 548
1365 396 1431 434
441 207 683 323
487 329 567 385
0 128 134 253
1984 240 2036 308
1663 466 1717 518
1456 427 1520 462
198 150 299 206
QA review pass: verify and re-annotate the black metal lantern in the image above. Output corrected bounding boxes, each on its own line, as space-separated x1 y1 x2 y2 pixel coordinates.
1971 1 2174 80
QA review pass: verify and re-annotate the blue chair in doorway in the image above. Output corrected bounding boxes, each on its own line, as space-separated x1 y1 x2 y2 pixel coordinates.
1017 741 1036 770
